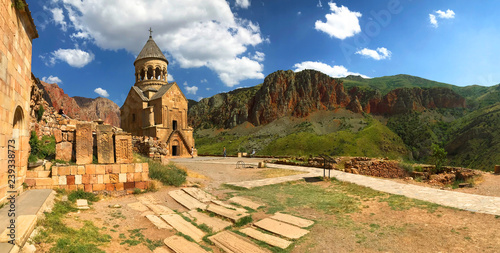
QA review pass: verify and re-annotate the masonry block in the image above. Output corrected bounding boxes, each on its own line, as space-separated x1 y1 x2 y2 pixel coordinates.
58 175 67 185
77 166 85 175
124 182 135 190
67 175 75 185
105 165 113 174
127 173 134 182
59 167 70 176
127 164 135 173
120 164 128 173
84 184 92 192
68 185 77 191
135 181 147 190
52 167 58 176
105 183 114 191
112 164 120 174
75 175 82 185
141 172 149 181
97 175 104 184
93 184 105 191
134 163 143 173
69 166 77 175
103 174 110 184
96 165 105 175
86 164 96 175
82 174 90 184
119 173 127 183
115 183 124 191
134 172 141 182
37 178 53 186
142 163 149 172
25 178 36 187
89 175 97 184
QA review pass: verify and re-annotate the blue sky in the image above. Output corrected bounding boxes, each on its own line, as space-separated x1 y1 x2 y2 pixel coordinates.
29 0 500 106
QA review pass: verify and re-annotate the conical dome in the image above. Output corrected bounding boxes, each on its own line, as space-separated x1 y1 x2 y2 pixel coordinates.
134 36 168 64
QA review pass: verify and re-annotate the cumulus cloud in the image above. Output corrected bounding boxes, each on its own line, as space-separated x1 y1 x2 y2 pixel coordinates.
293 61 369 78
94 87 109 97
315 3 362 39
235 0 250 9
200 79 208 83
167 74 174 82
317 0 322 8
57 0 266 86
48 49 94 68
252 51 265 62
185 86 199 95
48 7 67 31
355 47 392 60
429 9 455 28
41 75 62 84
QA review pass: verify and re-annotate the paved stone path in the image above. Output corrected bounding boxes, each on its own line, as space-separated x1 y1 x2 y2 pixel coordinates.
225 163 500 216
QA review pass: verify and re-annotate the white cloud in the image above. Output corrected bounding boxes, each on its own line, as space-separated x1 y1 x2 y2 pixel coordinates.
235 0 250 9
200 79 208 83
59 0 266 86
206 87 211 91
167 74 174 82
315 3 362 40
317 0 322 8
49 49 94 68
293 61 369 78
252 51 265 62
355 47 392 60
49 7 67 31
183 81 188 86
429 9 455 28
436 9 455 19
429 14 438 27
197 96 203 101
297 11 302 15
41 75 62 84
185 86 199 95
94 87 109 97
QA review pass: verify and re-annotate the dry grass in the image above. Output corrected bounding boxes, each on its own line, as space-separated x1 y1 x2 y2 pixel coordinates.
258 168 305 178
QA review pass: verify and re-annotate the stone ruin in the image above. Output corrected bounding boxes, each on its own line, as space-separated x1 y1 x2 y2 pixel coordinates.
26 119 149 193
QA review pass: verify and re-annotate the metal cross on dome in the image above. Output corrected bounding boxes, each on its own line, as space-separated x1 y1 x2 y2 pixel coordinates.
149 27 153 37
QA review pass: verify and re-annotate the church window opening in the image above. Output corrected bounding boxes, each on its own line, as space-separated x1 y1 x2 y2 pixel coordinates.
172 120 178 130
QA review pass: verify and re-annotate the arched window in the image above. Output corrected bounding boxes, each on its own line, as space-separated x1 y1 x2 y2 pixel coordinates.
140 69 146 81
155 67 161 80
147 67 154 80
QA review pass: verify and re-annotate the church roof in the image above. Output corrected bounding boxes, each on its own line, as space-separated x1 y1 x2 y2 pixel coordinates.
132 86 149 101
150 83 174 100
134 36 168 64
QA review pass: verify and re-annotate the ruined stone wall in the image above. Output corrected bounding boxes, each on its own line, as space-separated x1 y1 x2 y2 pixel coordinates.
25 163 149 192
0 1 38 203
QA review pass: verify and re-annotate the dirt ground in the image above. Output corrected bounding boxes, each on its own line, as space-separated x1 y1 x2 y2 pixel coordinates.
40 158 500 252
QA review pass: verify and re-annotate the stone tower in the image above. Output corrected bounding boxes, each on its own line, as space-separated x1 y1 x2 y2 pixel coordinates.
121 31 194 157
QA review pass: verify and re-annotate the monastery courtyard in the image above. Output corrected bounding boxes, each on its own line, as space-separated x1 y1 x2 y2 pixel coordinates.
23 157 500 253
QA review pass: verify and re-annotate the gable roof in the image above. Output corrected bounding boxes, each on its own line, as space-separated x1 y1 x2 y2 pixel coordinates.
134 36 168 64
132 86 149 101
150 83 173 100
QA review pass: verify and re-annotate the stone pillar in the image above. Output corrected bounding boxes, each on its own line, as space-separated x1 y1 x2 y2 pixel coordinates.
115 133 133 163
76 123 93 164
146 107 154 126
97 125 114 163
152 69 156 80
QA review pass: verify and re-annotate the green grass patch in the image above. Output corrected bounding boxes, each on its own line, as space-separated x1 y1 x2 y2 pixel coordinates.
68 189 99 203
234 216 253 227
379 195 440 213
148 161 187 187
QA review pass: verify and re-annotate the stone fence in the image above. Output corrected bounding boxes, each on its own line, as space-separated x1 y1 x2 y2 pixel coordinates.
25 163 149 192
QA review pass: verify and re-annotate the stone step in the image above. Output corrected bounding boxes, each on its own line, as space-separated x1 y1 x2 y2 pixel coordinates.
253 218 309 240
186 210 232 232
0 215 37 246
182 187 215 203
127 202 149 212
208 230 270 253
146 215 173 230
160 214 205 242
228 196 263 210
163 235 209 253
269 212 314 228
211 200 247 213
206 204 250 223
169 190 207 210
138 195 162 205
144 203 175 216
240 227 292 249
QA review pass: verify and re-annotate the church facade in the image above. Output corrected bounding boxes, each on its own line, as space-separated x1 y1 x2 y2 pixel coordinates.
121 33 194 157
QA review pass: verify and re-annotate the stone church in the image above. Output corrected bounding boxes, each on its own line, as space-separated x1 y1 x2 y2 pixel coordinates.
121 33 194 157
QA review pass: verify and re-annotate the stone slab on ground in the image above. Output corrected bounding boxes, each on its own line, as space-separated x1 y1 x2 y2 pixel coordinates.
76 199 89 210
270 212 314 228
146 215 173 230
169 190 207 210
206 204 250 222
254 218 309 240
240 227 292 249
144 203 175 215
137 195 162 205
182 187 215 203
208 230 271 253
127 202 149 212
163 235 209 253
211 200 247 213
228 196 263 210
0 215 37 246
160 214 205 242
153 247 172 253
186 210 232 232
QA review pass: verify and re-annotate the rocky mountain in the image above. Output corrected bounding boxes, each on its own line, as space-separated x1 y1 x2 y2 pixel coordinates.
188 70 467 129
39 81 86 120
74 96 121 127
37 81 120 127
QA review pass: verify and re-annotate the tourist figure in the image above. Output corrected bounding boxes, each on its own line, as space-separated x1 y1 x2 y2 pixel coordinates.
58 107 69 119
223 146 226 158
251 149 256 157
191 146 194 158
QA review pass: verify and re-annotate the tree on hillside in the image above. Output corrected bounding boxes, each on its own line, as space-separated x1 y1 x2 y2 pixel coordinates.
430 143 447 174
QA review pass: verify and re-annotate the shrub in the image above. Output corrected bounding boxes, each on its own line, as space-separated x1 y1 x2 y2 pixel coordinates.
398 162 414 173
68 190 99 203
430 143 447 174
29 131 40 156
148 161 187 187
37 105 45 122
39 135 56 159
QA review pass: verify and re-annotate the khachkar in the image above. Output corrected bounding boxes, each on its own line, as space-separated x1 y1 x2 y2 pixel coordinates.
115 133 133 164
97 125 114 163
76 123 93 164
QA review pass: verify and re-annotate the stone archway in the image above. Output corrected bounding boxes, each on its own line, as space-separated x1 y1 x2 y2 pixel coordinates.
12 106 26 192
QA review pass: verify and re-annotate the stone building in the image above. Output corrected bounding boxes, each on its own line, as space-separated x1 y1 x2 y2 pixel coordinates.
121 33 194 157
0 0 38 203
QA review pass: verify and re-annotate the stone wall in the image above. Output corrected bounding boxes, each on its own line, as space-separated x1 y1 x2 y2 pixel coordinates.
0 1 38 204
25 163 149 192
